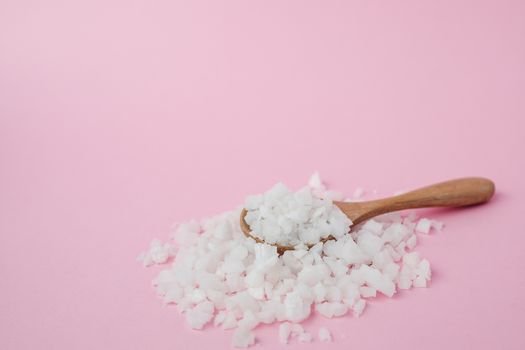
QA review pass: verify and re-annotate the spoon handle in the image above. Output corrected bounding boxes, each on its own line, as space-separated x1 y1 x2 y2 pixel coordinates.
337 177 495 225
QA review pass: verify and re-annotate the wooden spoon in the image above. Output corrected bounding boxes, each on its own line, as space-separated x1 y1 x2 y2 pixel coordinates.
240 177 495 254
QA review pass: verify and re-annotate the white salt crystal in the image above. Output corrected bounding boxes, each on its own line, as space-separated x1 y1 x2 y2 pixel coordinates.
248 287 265 300
382 262 400 281
213 311 227 327
359 265 395 297
245 194 264 210
338 239 369 264
316 302 334 318
188 289 207 303
308 171 325 190
413 275 427 288
175 298 191 313
139 239 175 266
382 223 409 246
323 190 345 201
172 221 200 246
284 290 311 322
353 299 366 316
362 219 383 235
326 286 343 303
406 234 417 249
396 241 407 255
253 244 279 272
222 312 238 330
397 277 412 289
359 286 377 298
416 259 431 281
332 302 349 317
232 327 256 348
228 245 248 261
357 231 384 257
298 264 329 286
317 302 348 318
318 327 332 342
324 257 349 277
297 332 313 342
245 270 264 288
238 310 260 330
313 282 327 303
292 249 308 259
279 322 292 344
403 252 421 267
290 323 304 336
386 245 402 261
372 250 393 269
416 218 432 234
163 284 184 304
185 301 214 330
431 220 444 231
353 187 365 199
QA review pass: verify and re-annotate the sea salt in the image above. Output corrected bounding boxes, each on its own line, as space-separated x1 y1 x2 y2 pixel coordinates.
415 218 432 234
232 327 256 348
318 327 332 342
244 181 352 246
140 173 440 347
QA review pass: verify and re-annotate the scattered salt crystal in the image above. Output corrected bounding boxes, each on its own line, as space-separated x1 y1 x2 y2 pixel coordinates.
431 220 444 231
415 218 432 234
353 187 364 199
290 323 304 336
416 259 431 281
318 327 332 342
308 171 325 191
138 239 175 266
297 332 313 342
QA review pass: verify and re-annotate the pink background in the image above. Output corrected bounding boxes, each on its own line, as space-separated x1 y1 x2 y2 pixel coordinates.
1 1 524 349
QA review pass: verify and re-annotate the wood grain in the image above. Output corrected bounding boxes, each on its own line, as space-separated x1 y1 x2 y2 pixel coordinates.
335 177 495 225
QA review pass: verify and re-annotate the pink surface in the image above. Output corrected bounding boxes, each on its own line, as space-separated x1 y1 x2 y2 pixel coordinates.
1 1 525 349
